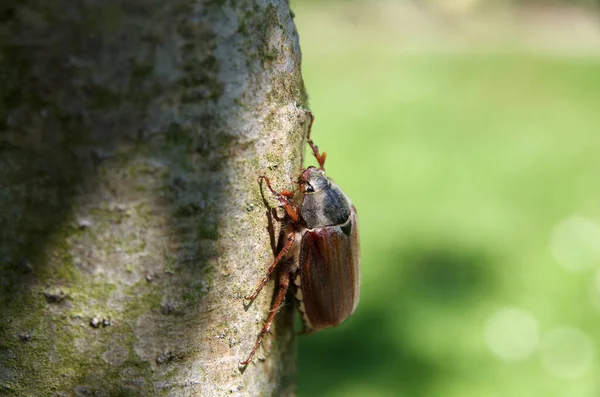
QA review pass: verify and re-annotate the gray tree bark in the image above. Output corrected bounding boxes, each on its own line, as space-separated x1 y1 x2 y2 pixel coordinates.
0 0 307 395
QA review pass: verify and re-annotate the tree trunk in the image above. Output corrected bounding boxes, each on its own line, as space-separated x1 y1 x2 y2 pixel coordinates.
0 0 307 395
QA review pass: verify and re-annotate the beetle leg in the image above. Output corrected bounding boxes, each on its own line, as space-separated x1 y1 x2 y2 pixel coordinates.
279 189 294 198
240 271 291 366
244 232 295 303
305 111 327 170
277 198 300 223
258 176 299 222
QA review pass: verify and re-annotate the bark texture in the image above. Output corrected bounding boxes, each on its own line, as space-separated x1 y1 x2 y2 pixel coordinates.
0 0 307 395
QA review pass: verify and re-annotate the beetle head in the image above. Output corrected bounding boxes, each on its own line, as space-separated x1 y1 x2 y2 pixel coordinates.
298 166 329 194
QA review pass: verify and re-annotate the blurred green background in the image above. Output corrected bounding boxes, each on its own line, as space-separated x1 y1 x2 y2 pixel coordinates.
291 1 600 396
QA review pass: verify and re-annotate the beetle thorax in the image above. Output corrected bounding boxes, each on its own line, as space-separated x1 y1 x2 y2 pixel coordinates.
295 167 351 229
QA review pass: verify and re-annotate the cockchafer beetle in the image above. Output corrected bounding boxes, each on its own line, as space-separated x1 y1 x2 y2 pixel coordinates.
240 112 360 366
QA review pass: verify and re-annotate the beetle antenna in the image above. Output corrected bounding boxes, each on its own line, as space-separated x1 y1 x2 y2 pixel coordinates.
306 111 326 170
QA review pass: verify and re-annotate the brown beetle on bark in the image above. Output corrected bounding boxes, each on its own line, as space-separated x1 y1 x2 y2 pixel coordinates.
241 112 360 367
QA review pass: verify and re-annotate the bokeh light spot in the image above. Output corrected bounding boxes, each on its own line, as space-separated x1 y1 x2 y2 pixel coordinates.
549 216 600 272
485 307 539 361
540 327 595 379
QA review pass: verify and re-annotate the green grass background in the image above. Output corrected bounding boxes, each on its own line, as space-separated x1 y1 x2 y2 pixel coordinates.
291 2 600 396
